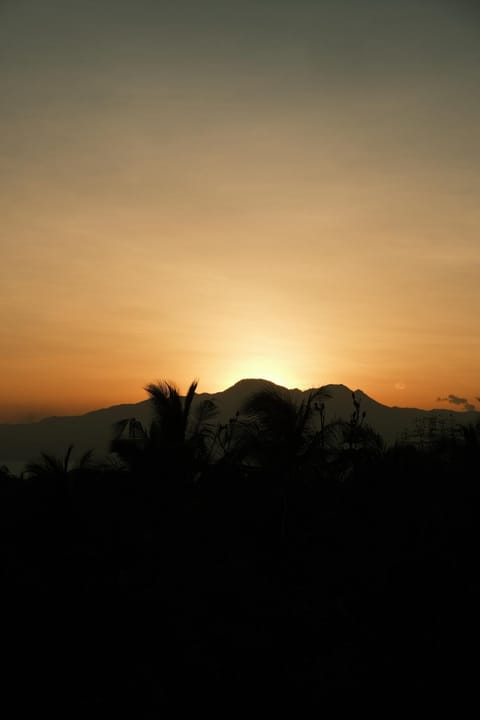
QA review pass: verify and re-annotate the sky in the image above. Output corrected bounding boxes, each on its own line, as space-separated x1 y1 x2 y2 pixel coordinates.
1 0 479 421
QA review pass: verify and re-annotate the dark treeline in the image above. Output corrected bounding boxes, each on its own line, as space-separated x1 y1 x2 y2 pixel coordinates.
1 380 480 712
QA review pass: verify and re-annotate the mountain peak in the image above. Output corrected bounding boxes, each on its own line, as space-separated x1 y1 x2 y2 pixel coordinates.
224 378 285 391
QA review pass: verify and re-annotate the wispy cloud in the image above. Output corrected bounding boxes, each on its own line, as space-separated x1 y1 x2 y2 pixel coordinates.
437 394 477 412
437 394 467 405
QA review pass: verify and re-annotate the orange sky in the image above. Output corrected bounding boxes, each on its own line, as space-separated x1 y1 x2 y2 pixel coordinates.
1 1 479 421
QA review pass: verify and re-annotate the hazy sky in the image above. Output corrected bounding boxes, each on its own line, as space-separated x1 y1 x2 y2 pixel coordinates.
1 0 479 420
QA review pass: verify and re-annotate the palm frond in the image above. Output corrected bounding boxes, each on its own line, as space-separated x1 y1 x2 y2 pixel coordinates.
112 418 130 441
63 444 74 473
41 452 65 473
25 451 65 478
242 388 296 429
191 398 219 437
77 448 95 468
146 381 183 438
183 379 199 429
24 461 47 478
145 381 178 416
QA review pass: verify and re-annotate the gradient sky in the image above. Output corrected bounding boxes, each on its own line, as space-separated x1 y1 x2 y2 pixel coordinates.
1 0 479 421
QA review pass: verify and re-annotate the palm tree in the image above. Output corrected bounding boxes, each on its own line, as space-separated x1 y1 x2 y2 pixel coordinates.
24 444 94 496
110 417 149 472
242 384 330 474
111 379 219 482
25 445 94 479
242 384 331 536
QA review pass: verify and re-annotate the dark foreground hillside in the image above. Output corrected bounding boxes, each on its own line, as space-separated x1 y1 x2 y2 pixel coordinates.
1 384 480 712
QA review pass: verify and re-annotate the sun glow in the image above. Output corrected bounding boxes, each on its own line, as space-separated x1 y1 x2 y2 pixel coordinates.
220 354 304 391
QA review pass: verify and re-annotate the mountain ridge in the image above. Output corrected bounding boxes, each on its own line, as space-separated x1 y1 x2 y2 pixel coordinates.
1 379 478 469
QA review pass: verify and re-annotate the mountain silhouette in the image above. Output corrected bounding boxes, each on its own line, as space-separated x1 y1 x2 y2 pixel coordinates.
0 379 477 470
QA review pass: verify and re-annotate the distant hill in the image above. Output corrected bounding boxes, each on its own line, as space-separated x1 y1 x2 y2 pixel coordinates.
1 379 478 471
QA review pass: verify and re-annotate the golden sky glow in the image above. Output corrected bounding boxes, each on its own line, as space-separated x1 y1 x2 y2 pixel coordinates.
1 1 479 420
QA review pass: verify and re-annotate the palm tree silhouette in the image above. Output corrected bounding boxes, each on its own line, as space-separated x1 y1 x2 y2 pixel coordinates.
242 384 330 473
24 444 94 498
111 380 218 483
242 384 330 536
25 444 94 480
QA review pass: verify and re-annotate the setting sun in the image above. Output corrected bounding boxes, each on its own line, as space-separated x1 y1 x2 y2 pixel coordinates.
219 355 302 393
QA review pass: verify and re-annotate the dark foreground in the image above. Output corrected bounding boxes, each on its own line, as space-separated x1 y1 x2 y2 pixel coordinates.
1 454 479 712
1 384 480 713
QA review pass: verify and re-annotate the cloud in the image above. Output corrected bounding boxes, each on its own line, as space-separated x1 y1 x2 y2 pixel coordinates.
437 394 467 405
437 394 477 412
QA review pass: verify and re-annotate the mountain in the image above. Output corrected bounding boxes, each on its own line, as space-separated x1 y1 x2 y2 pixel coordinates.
0 379 478 472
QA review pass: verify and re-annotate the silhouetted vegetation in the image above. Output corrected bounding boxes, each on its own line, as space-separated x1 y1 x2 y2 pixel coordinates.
1 380 480 711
